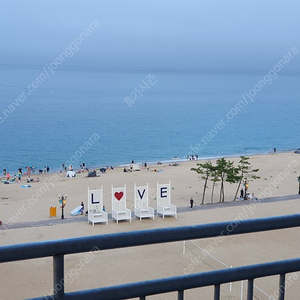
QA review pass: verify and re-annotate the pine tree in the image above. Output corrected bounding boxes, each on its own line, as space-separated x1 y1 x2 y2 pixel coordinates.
210 165 219 204
233 156 260 201
191 162 213 204
216 158 234 203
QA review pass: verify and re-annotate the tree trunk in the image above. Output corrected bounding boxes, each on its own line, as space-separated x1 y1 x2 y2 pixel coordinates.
233 181 242 201
202 176 208 204
219 178 224 202
221 181 225 202
219 177 225 202
211 182 215 204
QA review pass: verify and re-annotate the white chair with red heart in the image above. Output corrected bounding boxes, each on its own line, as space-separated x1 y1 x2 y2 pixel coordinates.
112 184 132 224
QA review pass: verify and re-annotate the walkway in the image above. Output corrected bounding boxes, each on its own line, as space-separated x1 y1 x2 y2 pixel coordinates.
0 194 299 231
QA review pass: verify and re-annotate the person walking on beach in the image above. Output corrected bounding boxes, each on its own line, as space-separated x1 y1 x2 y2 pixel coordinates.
190 197 194 208
18 172 21 181
6 172 10 182
3 169 6 176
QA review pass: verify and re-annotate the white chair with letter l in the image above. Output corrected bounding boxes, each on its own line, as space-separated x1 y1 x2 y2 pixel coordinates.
157 180 177 219
112 184 132 224
88 186 108 226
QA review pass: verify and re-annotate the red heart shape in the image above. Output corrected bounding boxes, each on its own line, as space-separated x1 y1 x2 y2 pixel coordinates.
114 192 124 201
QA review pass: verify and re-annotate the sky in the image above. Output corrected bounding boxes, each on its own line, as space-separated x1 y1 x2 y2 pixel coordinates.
0 0 300 71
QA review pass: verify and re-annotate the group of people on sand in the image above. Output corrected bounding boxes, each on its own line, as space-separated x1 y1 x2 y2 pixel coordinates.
3 169 20 182
37 166 50 174
26 176 40 183
3 172 39 184
239 189 257 200
61 162 90 174
187 154 198 161
2 164 48 184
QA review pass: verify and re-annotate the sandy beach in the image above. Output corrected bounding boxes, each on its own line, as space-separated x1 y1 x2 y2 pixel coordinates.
1 152 300 299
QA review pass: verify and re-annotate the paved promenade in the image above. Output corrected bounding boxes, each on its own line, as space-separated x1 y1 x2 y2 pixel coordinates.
0 194 299 231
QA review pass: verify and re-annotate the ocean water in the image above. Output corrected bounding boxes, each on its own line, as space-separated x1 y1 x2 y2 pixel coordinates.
0 65 300 174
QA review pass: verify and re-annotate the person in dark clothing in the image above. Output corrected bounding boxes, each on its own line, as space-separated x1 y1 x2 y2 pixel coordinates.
190 197 194 208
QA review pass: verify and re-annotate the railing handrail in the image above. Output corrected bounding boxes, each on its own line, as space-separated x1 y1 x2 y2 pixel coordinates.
2 213 300 300
1 213 300 263
29 257 300 300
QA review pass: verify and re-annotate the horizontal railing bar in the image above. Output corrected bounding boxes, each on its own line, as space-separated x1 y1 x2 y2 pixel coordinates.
29 257 300 300
2 214 300 263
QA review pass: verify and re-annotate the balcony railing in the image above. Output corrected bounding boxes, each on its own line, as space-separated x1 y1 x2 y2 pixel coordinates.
1 214 300 300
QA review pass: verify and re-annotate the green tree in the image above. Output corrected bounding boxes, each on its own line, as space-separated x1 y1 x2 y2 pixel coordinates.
216 158 235 203
191 161 213 204
226 166 241 199
210 165 220 204
233 156 260 201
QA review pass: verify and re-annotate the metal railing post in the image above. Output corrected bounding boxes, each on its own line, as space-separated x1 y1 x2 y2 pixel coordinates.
214 284 220 300
178 290 184 300
247 279 254 300
279 273 285 300
53 254 64 300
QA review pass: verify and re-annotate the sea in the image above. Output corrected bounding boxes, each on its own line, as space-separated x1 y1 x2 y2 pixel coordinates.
0 64 300 174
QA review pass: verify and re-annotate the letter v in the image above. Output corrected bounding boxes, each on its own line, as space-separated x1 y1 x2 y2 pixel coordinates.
137 189 146 199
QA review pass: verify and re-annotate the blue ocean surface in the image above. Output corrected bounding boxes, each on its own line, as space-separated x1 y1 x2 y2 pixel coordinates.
0 65 300 173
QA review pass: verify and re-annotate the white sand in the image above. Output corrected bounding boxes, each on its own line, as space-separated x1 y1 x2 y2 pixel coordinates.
1 152 300 299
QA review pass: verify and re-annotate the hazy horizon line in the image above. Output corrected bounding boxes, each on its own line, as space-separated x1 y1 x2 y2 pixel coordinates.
1 62 300 76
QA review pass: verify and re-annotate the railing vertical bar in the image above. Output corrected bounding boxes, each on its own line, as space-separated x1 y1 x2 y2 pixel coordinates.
241 280 244 300
178 290 184 300
247 279 254 300
53 254 64 300
139 297 146 300
214 284 220 300
279 273 286 300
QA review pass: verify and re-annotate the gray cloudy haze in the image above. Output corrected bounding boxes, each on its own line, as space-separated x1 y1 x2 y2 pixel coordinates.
0 0 300 71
